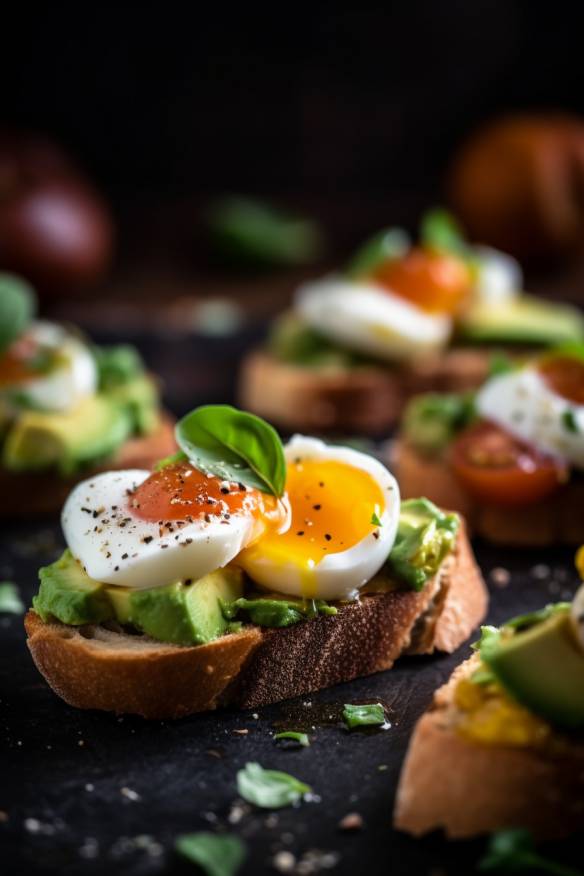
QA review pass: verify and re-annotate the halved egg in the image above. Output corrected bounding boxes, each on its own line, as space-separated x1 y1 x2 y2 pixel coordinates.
239 436 400 600
476 354 584 469
62 464 289 590
296 277 451 361
0 321 97 412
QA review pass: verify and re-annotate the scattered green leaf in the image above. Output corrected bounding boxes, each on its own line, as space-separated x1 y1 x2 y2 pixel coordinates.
420 208 468 256
346 227 410 278
175 832 246 876
176 405 286 497
562 410 579 434
371 511 383 527
342 703 386 729
236 762 311 809
478 829 583 875
274 731 310 747
0 273 36 356
0 582 24 614
207 197 324 268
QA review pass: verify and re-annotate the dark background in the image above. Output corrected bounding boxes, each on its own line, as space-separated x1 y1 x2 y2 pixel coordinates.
4 1 584 252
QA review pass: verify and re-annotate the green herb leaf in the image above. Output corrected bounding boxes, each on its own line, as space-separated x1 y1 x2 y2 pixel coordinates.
176 405 286 497
342 703 386 729
420 208 468 256
371 511 383 527
346 228 410 279
236 762 311 809
562 409 579 434
93 344 144 389
274 731 310 747
0 582 24 614
478 828 583 875
207 197 323 268
175 832 246 876
154 450 188 471
0 273 36 356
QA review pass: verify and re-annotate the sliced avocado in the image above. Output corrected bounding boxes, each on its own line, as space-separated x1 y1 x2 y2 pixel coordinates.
33 550 112 625
104 374 160 434
457 294 584 346
2 395 133 475
108 567 245 645
386 498 459 591
268 312 370 369
481 610 584 729
221 595 337 628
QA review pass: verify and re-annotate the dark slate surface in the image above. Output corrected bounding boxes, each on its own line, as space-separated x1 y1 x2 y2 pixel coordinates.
1 330 582 875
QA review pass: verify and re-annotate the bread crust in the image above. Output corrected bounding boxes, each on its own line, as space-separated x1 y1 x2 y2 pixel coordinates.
0 413 176 517
25 522 487 719
238 348 495 435
394 656 584 839
393 438 584 546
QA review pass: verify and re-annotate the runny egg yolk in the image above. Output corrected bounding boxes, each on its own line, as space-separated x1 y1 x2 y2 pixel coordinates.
240 458 385 598
129 462 279 527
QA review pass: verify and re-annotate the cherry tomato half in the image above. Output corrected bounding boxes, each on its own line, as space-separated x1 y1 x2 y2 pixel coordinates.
538 355 584 405
450 420 567 506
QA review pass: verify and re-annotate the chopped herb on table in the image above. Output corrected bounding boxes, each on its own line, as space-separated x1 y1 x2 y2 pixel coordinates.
274 731 310 748
342 703 387 729
175 832 246 876
236 762 311 808
478 829 583 875
0 582 24 614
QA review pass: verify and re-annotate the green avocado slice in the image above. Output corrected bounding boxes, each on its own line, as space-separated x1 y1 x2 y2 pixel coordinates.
481 609 584 729
457 294 584 346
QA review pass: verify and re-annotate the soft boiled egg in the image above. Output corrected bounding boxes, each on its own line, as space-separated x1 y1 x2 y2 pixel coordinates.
239 436 400 601
476 354 584 469
295 276 451 361
62 465 289 590
0 321 97 413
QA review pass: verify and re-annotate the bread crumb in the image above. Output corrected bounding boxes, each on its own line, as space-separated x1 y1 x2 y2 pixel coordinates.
120 787 140 802
273 851 296 872
338 812 363 831
490 567 510 588
531 564 550 579
233 728 249 735
85 783 94 792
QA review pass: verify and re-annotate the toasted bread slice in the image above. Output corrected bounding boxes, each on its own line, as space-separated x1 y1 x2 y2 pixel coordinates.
25 521 487 718
0 413 176 517
238 348 495 435
393 438 584 546
394 655 584 839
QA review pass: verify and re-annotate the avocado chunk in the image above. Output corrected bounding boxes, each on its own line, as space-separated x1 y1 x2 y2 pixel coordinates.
34 550 112 625
402 392 475 455
386 498 459 591
106 567 244 645
268 312 370 369
457 294 584 346
103 374 160 435
481 610 584 729
221 595 337 628
2 395 133 474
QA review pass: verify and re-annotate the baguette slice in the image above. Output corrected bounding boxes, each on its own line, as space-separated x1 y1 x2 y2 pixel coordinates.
0 413 176 517
392 438 584 546
25 521 487 719
238 348 495 435
394 654 584 840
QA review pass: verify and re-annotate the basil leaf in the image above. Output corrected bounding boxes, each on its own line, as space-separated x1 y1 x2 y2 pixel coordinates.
342 703 386 729
93 344 144 389
0 582 24 614
346 228 410 279
0 273 36 355
274 731 310 747
154 450 188 471
236 762 311 809
562 410 579 434
176 405 286 497
478 829 583 875
207 197 323 268
420 208 468 256
175 832 246 876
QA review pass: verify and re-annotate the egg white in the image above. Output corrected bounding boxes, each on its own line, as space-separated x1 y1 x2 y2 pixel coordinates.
62 469 265 589
295 276 451 361
7 321 97 413
240 436 400 601
472 246 521 305
476 367 584 469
